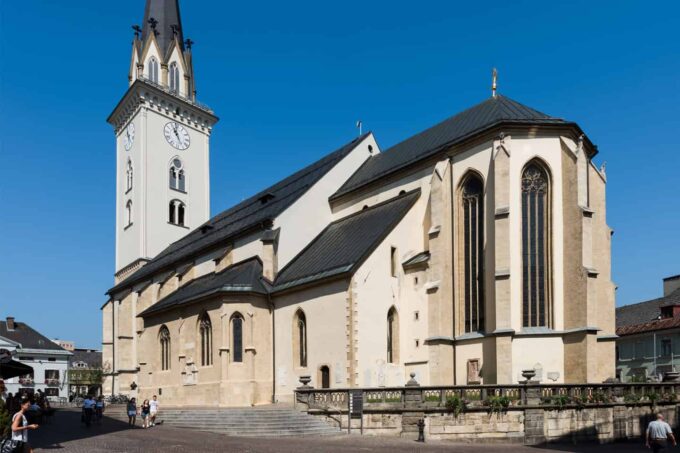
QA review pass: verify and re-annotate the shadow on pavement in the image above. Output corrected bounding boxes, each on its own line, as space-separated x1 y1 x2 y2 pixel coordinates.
30 408 136 449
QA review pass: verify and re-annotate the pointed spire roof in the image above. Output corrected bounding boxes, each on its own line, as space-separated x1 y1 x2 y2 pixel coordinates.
142 0 184 55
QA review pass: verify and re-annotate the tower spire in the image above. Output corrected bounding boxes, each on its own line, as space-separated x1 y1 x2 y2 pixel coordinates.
142 0 184 54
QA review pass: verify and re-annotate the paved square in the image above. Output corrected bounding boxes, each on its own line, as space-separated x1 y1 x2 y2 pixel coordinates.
27 408 649 452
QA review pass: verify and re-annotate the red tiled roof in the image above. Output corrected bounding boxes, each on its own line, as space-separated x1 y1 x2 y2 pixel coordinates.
616 316 680 336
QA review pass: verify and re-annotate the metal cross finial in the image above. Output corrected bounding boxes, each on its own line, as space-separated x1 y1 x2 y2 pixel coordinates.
492 68 498 98
148 17 159 35
185 38 194 50
356 120 362 136
132 24 142 39
170 24 180 36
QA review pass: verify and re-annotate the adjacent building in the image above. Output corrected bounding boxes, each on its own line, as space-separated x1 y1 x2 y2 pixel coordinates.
69 348 104 398
616 275 680 382
103 0 616 407
0 317 72 399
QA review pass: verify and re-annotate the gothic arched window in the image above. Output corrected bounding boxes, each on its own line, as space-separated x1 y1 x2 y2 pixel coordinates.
169 62 180 93
387 307 399 364
294 310 307 368
168 200 186 226
126 159 133 192
231 313 244 363
199 313 212 367
159 325 171 370
148 57 159 83
169 159 185 191
521 161 552 328
461 173 485 332
125 200 133 227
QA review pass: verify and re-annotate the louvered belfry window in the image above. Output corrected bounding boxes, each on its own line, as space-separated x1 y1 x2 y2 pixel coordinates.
521 162 552 328
462 175 485 332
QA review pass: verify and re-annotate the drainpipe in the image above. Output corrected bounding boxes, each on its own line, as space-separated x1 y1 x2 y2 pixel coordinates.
449 157 457 384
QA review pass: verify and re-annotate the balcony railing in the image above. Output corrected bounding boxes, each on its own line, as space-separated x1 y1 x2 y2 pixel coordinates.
296 382 680 412
136 76 214 114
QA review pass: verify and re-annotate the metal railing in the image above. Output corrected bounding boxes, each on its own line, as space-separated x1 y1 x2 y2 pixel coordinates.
136 76 214 114
296 382 680 412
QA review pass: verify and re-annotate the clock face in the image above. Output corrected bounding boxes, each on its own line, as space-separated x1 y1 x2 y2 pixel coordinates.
123 123 135 151
164 122 191 150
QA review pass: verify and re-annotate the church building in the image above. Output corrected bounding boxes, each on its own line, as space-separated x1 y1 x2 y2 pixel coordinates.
102 0 617 407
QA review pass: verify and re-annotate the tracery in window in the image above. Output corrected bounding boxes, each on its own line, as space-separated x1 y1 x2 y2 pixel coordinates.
461 173 485 332
169 159 185 191
231 313 244 363
159 325 171 370
521 161 552 328
199 312 213 366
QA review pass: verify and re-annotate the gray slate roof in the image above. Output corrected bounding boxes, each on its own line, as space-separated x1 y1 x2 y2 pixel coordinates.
0 321 68 352
109 134 370 296
70 349 102 368
142 0 184 55
331 95 585 200
140 257 269 317
273 189 421 292
616 288 680 328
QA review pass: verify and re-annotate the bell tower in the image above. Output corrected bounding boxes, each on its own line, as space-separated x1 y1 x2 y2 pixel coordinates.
107 0 218 283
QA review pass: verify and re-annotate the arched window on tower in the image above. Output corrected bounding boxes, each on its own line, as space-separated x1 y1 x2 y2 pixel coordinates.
293 310 307 368
231 313 244 363
126 159 133 192
169 159 185 191
159 325 171 370
521 161 552 328
125 200 133 227
199 312 213 367
169 62 180 93
461 173 485 333
387 307 399 364
168 200 186 226
148 57 159 84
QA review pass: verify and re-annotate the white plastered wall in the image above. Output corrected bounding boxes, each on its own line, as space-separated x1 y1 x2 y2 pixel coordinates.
274 134 378 268
273 280 350 402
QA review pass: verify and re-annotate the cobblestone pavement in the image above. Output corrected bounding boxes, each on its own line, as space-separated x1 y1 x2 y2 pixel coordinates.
28 408 651 452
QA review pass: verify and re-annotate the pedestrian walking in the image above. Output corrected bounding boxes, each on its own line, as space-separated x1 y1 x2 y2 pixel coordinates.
140 399 151 428
127 398 138 427
95 396 105 424
646 413 677 452
149 395 159 427
11 397 39 453
82 395 95 427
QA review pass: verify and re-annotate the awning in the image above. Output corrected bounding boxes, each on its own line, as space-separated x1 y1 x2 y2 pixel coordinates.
0 360 34 379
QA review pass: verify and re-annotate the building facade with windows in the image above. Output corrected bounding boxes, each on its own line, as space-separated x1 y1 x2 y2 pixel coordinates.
616 275 680 382
0 317 72 400
103 0 617 407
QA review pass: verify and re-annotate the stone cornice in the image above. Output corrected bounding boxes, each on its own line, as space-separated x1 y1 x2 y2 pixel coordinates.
107 79 218 136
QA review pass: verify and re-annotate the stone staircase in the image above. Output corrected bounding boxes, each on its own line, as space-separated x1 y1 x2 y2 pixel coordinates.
110 406 342 437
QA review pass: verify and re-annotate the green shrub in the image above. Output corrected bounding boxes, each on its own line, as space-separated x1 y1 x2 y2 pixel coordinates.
550 394 571 409
624 393 641 403
486 395 511 414
647 392 660 405
424 394 440 403
445 395 466 417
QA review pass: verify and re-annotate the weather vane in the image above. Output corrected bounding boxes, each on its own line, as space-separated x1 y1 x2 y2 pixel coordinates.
492 68 498 98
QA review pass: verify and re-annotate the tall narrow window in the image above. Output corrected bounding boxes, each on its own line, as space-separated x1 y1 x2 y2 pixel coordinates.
522 162 552 328
159 325 171 370
125 200 133 227
320 366 330 389
387 307 399 363
169 62 180 93
178 203 185 226
199 313 212 366
169 159 185 191
294 310 307 368
148 57 159 83
168 201 176 224
390 247 398 277
462 174 485 332
231 314 243 363
126 159 133 192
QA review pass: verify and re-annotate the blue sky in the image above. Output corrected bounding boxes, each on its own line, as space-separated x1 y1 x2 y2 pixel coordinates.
1 1 678 349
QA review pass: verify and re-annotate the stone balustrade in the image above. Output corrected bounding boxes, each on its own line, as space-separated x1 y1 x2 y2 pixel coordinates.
295 382 680 444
